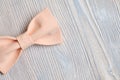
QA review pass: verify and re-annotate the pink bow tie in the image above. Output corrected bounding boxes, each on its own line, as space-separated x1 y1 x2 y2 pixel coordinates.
0 8 63 74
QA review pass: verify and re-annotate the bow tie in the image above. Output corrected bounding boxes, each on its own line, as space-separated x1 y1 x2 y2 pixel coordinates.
0 8 63 74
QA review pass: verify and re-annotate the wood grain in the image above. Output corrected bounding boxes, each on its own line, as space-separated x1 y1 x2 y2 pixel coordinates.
0 0 119 80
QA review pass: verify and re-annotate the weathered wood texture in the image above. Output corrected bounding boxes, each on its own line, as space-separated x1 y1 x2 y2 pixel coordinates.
0 0 120 80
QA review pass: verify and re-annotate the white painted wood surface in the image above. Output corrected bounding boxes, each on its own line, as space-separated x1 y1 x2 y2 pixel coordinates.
0 0 120 80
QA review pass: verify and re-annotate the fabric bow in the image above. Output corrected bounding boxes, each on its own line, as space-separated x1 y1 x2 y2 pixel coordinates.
0 8 63 74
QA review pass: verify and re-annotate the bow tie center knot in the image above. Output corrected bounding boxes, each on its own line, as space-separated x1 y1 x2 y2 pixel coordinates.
16 34 34 49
